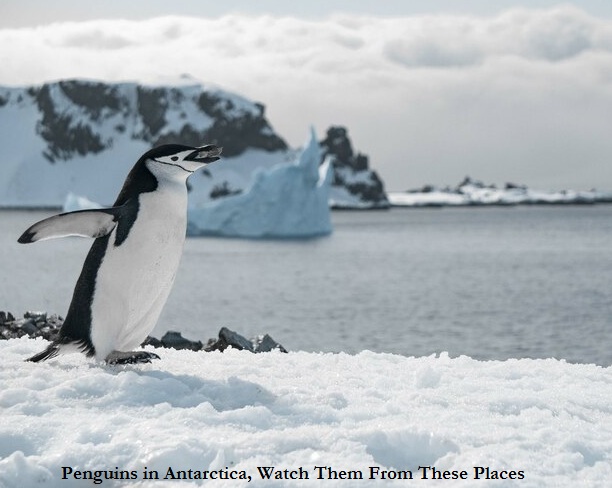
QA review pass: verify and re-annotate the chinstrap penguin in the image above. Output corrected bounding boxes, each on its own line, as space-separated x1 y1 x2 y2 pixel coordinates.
19 144 222 364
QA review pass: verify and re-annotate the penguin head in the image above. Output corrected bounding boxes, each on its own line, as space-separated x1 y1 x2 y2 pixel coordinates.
144 144 222 177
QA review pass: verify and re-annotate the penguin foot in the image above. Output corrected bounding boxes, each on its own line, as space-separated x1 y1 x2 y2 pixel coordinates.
106 350 161 365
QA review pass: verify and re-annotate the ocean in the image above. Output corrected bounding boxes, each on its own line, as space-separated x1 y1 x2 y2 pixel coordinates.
2 206 611 366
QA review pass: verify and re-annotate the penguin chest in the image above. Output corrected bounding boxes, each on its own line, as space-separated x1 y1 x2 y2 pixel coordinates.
90 187 187 355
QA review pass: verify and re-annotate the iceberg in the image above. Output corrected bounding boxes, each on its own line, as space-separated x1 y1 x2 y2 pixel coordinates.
187 129 333 238
62 192 103 212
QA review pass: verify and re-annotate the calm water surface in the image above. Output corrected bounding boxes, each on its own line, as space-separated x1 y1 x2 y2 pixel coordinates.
2 206 611 365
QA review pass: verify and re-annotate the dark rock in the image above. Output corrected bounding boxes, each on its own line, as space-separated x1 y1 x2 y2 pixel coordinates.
0 310 62 342
252 334 288 353
141 336 163 348
46 314 63 327
320 126 389 208
205 327 287 353
155 90 288 157
505 182 527 190
3 310 287 356
206 327 254 352
209 181 243 200
321 126 354 165
59 80 121 120
33 84 106 162
457 176 495 191
160 331 203 351
18 318 39 336
190 92 288 157
24 79 288 165
137 86 168 140
24 311 47 321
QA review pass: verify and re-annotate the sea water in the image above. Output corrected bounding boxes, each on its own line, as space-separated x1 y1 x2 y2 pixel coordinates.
2 206 611 365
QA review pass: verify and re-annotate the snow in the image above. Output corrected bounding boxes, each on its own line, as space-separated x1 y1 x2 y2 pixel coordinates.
388 186 612 207
328 185 380 210
1 337 611 487
187 129 333 238
327 167 389 210
387 191 468 207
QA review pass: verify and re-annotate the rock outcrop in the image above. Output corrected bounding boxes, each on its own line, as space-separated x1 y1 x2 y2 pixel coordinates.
320 126 389 209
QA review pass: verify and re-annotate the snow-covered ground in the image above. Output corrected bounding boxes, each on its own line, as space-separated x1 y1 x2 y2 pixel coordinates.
1 337 610 487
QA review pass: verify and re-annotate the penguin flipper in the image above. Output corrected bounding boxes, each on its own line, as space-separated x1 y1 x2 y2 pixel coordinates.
18 208 119 244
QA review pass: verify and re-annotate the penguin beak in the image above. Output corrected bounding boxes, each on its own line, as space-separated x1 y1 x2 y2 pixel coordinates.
186 145 222 164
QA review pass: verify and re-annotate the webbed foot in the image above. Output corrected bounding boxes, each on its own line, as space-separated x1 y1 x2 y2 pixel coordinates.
106 350 161 365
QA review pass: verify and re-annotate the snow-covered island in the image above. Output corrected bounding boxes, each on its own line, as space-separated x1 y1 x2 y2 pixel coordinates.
1 337 610 487
389 177 612 207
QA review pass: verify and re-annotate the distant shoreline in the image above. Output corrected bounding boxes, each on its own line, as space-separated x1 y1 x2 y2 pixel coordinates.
2 201 612 213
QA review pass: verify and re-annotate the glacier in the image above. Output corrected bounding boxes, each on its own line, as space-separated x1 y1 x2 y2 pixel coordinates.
187 129 333 238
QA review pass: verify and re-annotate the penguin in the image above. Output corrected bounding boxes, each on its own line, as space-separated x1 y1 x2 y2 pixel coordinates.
19 143 222 364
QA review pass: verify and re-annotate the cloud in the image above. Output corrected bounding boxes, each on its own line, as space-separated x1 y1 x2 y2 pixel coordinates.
383 37 484 68
0 6 611 189
53 29 134 50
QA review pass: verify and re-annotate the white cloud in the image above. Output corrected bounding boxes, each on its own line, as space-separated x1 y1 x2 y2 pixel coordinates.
1 6 612 189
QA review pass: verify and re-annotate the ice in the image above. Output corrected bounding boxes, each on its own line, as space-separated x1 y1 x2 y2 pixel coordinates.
187 129 333 238
1 339 611 487
62 192 103 212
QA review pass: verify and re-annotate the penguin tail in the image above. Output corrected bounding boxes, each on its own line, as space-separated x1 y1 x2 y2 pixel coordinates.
26 343 60 362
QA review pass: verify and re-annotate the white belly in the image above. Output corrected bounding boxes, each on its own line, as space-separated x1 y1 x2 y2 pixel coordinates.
90 185 187 359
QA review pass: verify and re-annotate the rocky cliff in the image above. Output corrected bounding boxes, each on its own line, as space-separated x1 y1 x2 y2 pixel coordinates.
320 126 389 209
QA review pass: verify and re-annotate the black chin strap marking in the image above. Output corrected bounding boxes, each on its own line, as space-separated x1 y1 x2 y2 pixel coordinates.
152 158 193 173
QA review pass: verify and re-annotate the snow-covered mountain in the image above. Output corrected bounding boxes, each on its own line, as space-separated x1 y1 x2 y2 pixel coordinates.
0 79 387 209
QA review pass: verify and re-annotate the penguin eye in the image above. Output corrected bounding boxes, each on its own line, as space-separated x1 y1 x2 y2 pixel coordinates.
171 156 179 161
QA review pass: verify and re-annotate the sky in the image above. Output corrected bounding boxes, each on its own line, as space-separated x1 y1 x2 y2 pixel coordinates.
1 1 612 190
